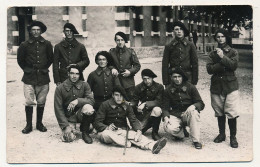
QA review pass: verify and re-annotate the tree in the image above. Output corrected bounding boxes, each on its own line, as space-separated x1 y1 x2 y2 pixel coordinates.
185 5 253 33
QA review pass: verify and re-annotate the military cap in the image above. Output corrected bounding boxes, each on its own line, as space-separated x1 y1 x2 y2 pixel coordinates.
64 23 79 34
95 51 114 67
172 21 190 37
114 31 128 43
27 21 47 33
170 68 188 82
141 69 157 78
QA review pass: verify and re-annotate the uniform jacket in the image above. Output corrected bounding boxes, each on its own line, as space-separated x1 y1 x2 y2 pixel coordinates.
17 36 53 85
54 79 94 129
109 46 141 89
53 38 90 83
131 81 164 110
87 67 122 107
94 98 142 132
162 81 204 118
162 38 198 85
206 44 239 95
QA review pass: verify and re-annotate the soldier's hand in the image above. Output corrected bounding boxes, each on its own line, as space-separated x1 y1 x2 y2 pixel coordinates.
67 99 78 112
107 123 118 131
62 126 75 142
134 130 142 142
121 69 131 77
186 105 196 113
215 48 224 58
137 103 146 113
56 82 61 86
111 68 119 76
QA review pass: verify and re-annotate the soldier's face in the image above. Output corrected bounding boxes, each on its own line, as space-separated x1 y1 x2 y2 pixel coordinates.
64 28 74 39
30 26 42 38
97 55 108 68
115 35 125 48
171 73 183 85
216 33 226 45
68 68 80 83
112 92 124 104
142 76 153 87
173 26 184 39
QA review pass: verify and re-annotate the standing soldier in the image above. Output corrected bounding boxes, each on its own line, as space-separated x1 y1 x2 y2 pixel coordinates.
109 32 141 101
53 23 90 86
162 21 198 87
17 21 53 134
131 69 164 141
206 29 239 148
87 51 122 111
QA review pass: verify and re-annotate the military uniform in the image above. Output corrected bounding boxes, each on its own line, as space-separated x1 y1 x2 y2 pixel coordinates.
162 38 198 85
87 67 121 110
162 81 204 143
53 38 90 83
109 46 141 100
17 31 53 134
131 81 164 140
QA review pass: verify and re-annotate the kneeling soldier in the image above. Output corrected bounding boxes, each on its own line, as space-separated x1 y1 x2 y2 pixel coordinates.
162 68 205 149
131 69 164 141
54 65 95 144
94 86 167 154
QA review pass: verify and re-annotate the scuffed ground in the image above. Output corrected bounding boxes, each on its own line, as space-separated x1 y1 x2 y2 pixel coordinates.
6 49 253 163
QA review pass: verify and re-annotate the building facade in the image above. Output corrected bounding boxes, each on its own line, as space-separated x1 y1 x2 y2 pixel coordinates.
7 6 240 55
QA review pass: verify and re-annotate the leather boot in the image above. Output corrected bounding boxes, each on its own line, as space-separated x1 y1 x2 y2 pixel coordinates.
36 106 47 132
22 106 33 134
141 117 152 134
214 116 226 143
228 118 238 148
151 116 161 141
81 114 94 144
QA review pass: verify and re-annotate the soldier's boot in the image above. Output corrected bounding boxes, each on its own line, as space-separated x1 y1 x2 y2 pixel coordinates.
141 117 152 134
228 118 238 148
81 114 94 144
36 106 47 132
22 106 33 134
151 116 161 141
214 116 226 143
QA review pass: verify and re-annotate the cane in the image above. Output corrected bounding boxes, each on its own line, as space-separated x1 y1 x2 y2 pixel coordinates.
123 118 130 155
123 125 129 155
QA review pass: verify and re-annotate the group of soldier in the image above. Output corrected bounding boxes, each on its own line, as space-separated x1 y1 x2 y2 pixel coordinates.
17 19 240 155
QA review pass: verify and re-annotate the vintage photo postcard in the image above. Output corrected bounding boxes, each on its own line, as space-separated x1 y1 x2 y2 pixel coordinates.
4 3 255 165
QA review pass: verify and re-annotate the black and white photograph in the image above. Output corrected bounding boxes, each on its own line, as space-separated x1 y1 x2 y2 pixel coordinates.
1 1 258 166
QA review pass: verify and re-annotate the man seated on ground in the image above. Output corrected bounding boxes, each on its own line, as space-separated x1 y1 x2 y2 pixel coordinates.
94 86 167 154
54 64 95 144
130 69 164 141
162 68 205 149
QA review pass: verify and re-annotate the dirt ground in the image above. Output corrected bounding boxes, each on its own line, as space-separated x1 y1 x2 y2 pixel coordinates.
6 49 253 163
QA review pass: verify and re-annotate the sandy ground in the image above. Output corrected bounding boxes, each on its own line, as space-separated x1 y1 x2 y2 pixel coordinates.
6 50 253 163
